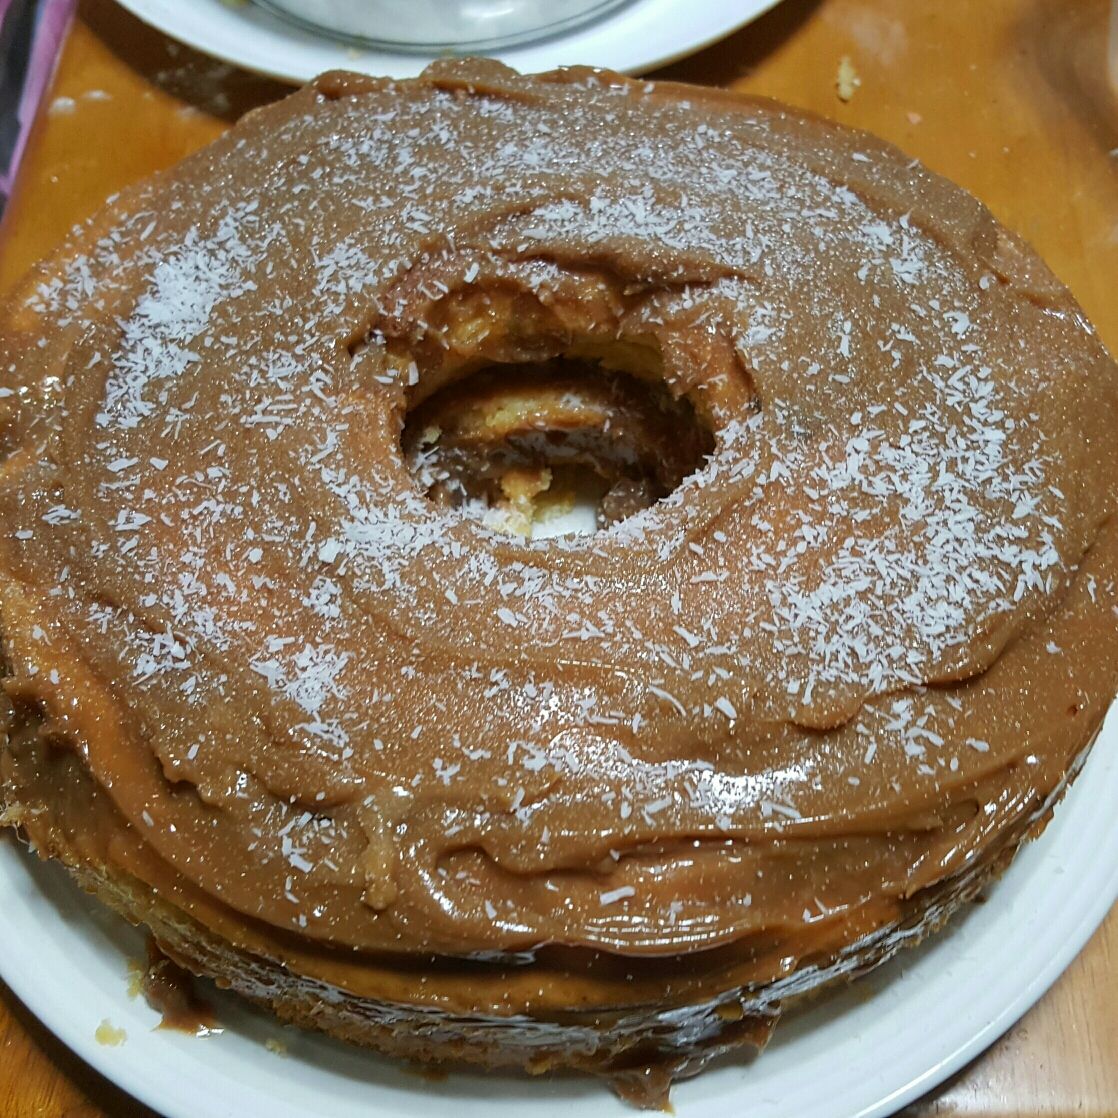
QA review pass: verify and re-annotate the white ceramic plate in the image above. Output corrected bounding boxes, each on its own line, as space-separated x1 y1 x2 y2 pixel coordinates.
112 0 784 84
1 702 1116 1118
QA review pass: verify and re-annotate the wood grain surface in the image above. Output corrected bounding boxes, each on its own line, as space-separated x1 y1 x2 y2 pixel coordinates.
0 1 1115 1114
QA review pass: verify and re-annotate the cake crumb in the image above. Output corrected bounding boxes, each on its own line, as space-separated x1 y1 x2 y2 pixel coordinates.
836 56 861 102
95 1020 127 1046
126 957 145 999
265 1036 289 1056
906 110 923 125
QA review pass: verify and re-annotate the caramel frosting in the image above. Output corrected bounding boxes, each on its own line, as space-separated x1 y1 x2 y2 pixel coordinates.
2 58 1118 1072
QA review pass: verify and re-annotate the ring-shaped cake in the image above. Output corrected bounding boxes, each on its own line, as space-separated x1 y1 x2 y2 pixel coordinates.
2 59 1117 1105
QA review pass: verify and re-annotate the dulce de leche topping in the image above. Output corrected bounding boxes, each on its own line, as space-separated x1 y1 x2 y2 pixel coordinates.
2 59 1118 1034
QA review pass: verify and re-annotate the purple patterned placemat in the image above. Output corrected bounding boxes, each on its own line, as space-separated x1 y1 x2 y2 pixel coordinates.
0 0 76 215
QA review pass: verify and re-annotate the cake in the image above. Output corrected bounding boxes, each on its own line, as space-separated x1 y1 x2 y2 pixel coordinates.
2 59 1117 1105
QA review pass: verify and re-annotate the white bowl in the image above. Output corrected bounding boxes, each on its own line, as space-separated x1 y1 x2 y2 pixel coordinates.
114 0 783 84
257 0 633 50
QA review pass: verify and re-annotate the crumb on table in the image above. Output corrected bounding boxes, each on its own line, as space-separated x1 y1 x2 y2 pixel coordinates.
836 55 861 102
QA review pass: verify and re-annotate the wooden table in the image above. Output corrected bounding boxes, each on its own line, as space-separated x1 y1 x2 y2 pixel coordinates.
1 0 1115 1113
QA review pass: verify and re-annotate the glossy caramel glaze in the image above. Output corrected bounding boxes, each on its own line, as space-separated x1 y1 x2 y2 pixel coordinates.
134 938 220 1037
2 58 1118 1094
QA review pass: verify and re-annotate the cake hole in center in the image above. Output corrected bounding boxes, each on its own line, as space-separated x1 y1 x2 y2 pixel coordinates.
401 356 714 538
